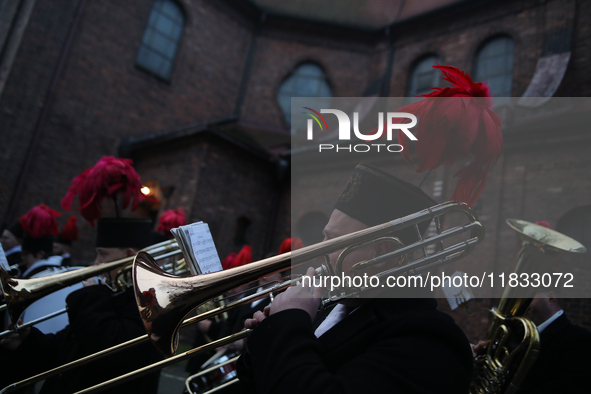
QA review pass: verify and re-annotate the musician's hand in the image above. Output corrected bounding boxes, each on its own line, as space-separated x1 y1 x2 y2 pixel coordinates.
269 267 323 322
244 310 267 330
82 278 98 287
471 340 488 357
198 319 212 333
0 320 30 351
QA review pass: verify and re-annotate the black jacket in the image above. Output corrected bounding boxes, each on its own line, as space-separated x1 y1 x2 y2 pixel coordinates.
520 313 591 394
236 298 473 394
0 285 161 394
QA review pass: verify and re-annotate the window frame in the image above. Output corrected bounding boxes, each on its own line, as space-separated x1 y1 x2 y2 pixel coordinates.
277 62 333 126
406 55 442 98
136 0 185 81
473 35 515 97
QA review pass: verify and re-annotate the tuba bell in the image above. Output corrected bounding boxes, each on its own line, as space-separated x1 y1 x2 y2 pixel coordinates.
470 219 586 394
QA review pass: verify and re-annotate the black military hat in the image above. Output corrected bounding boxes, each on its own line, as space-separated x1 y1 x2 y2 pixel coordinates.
21 235 54 256
334 163 436 246
96 218 153 249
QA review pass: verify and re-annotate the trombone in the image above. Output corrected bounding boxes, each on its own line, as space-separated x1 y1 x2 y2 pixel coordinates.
1 201 484 394
0 239 183 333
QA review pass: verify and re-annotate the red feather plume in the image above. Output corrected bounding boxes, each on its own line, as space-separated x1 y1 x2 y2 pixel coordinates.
221 252 237 270
383 65 503 206
278 237 304 255
156 208 187 235
229 245 252 269
61 156 144 225
19 204 61 239
60 216 79 242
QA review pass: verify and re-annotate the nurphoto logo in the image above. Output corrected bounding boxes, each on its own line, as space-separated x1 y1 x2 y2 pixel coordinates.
303 107 418 153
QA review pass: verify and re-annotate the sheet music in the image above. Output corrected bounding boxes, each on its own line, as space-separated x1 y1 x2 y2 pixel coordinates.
171 225 199 274
171 221 222 275
188 223 222 274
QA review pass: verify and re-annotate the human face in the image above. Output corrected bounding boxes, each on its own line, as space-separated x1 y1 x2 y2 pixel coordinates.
1 230 19 251
95 247 135 281
322 209 374 276
53 242 65 256
526 292 556 326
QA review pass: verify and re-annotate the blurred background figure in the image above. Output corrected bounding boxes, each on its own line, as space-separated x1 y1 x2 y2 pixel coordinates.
19 204 62 279
7 205 78 335
53 216 78 267
1 221 24 275
0 217 162 394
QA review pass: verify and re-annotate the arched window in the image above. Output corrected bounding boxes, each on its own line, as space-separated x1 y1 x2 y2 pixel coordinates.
278 63 332 125
136 0 184 80
474 36 514 97
557 205 591 249
407 56 441 97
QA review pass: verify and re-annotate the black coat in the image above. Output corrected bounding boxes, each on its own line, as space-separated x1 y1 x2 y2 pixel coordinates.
236 298 473 394
186 296 272 374
520 314 591 394
0 285 161 394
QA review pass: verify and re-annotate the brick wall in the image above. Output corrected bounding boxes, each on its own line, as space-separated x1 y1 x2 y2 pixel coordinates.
130 132 287 263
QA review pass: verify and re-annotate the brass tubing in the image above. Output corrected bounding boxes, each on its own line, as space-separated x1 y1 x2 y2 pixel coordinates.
0 307 67 338
0 242 180 325
73 330 250 394
184 355 240 394
0 283 269 393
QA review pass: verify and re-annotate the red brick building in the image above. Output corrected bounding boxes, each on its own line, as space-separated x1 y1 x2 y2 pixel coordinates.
1 0 590 342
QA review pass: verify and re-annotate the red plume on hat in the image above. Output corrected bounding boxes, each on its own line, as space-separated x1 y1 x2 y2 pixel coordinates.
229 245 252 269
61 156 144 225
60 216 79 242
278 237 304 255
221 252 237 270
19 204 61 239
156 208 187 235
379 65 503 206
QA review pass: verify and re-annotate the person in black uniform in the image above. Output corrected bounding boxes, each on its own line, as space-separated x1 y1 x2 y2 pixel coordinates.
520 291 591 393
236 163 474 394
0 217 162 394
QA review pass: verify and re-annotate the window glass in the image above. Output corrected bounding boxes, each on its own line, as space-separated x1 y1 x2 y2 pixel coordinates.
136 0 184 80
407 56 441 97
278 63 332 125
475 37 514 97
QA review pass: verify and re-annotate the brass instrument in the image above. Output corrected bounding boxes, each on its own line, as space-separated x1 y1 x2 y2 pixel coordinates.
0 239 182 327
2 201 483 394
185 352 240 394
470 219 586 394
133 201 484 357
